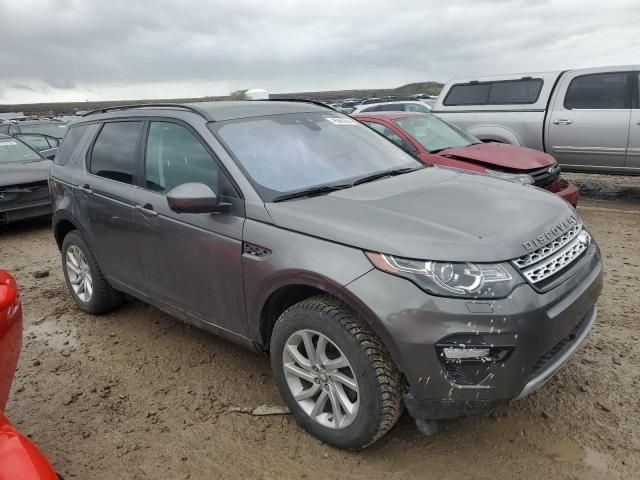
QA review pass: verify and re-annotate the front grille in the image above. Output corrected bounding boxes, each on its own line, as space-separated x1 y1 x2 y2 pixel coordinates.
528 311 590 379
528 165 560 187
545 178 570 193
513 223 590 287
514 222 582 269
0 181 49 206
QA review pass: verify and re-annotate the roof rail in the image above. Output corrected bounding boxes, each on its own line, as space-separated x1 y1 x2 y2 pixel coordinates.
263 98 337 112
82 103 209 119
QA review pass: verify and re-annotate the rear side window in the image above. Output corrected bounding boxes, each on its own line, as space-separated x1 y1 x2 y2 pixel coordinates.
54 124 89 165
90 122 143 184
564 72 632 109
376 104 405 112
444 79 543 106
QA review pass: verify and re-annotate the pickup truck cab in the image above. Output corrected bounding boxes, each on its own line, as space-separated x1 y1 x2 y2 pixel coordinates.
432 65 639 175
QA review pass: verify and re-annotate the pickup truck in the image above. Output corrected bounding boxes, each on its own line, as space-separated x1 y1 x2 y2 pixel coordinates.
431 65 639 175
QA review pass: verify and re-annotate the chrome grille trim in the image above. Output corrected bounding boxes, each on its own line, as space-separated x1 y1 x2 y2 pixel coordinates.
513 222 582 268
519 231 591 284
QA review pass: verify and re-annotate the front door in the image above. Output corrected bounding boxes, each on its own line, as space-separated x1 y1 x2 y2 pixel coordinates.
130 120 248 336
547 69 632 172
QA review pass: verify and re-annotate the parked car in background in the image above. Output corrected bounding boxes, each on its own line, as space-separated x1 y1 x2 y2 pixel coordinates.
0 134 53 223
11 133 59 159
0 269 59 480
0 119 68 140
353 111 579 206
432 65 639 175
50 101 601 449
351 101 432 114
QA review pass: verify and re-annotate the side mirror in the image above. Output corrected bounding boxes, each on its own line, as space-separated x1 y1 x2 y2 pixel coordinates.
40 148 57 160
399 139 419 156
166 183 231 214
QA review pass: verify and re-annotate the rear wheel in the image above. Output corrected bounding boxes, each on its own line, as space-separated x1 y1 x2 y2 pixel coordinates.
271 295 403 449
61 231 121 314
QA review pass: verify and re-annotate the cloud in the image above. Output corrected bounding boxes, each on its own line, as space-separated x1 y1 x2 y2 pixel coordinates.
0 0 639 103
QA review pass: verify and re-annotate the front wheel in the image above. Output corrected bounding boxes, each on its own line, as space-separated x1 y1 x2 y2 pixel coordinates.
270 295 403 449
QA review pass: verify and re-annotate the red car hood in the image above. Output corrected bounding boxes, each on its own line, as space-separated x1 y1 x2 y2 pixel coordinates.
437 142 555 170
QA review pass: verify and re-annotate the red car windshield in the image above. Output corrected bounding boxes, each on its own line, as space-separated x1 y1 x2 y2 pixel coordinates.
394 115 480 153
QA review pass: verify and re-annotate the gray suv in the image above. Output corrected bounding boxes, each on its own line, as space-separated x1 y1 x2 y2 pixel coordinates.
49 101 602 449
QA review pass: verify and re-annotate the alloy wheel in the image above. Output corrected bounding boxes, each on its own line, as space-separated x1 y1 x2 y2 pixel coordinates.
282 329 360 429
65 245 93 302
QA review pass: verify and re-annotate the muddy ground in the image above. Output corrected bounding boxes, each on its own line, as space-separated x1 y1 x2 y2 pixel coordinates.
1 174 639 480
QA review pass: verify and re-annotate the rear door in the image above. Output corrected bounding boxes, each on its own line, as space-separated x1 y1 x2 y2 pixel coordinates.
130 120 248 335
74 120 145 290
547 68 632 171
625 67 640 173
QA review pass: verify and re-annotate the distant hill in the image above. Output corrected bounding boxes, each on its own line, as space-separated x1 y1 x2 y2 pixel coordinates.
0 81 443 115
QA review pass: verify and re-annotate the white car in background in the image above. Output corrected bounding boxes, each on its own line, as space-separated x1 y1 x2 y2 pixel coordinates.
351 100 432 115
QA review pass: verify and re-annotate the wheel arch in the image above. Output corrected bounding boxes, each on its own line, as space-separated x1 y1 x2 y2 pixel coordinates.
466 125 521 145
52 211 82 250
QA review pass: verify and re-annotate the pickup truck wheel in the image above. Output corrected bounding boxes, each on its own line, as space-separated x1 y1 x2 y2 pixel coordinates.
270 295 403 449
61 231 121 314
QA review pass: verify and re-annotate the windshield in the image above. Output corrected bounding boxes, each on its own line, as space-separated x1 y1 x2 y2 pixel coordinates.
20 123 68 138
394 114 480 152
0 138 41 163
211 112 420 201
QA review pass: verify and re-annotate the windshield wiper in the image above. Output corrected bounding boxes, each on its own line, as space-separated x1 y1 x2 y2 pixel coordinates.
272 183 352 202
352 165 424 186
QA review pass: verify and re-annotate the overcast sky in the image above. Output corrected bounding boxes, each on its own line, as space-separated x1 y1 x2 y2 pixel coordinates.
0 0 638 104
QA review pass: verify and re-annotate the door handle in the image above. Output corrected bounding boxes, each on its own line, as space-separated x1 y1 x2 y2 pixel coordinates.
135 203 159 217
78 184 93 194
553 119 573 125
636 121 640 125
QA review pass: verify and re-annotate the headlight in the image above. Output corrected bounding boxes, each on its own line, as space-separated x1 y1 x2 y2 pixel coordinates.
484 169 534 185
365 252 523 299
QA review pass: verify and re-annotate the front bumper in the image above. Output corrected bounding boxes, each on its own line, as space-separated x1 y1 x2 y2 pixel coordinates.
343 243 602 420
0 200 52 224
543 178 579 207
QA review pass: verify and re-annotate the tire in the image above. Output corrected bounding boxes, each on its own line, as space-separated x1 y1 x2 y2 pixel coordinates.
61 230 121 314
270 294 403 449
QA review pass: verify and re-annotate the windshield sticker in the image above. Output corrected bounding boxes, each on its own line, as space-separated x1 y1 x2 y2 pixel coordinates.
0 141 18 146
326 117 358 126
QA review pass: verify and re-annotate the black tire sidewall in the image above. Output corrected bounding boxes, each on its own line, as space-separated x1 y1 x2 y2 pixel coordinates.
271 303 384 450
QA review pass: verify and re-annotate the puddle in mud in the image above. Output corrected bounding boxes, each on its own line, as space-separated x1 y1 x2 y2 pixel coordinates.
539 437 610 470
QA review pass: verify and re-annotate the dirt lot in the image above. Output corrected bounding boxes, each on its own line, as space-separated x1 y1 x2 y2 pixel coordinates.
1 174 639 480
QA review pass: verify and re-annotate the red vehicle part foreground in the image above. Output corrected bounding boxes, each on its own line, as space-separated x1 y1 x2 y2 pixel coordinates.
0 269 58 480
353 112 579 207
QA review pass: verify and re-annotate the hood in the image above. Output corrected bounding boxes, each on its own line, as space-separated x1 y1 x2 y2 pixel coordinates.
0 160 51 187
265 167 574 262
437 142 555 171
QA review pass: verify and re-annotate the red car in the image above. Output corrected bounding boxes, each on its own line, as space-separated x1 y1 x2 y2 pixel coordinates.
353 112 579 206
0 269 59 480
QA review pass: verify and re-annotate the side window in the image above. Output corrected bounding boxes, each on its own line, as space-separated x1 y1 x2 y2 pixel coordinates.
444 79 543 106
90 122 143 184
564 72 632 109
55 125 88 165
364 122 404 146
145 122 232 195
377 104 404 112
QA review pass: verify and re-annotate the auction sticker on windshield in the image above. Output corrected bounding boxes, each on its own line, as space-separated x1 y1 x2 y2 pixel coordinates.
326 117 358 125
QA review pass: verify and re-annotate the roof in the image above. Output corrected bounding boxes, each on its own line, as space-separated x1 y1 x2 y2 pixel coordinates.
82 100 332 123
352 111 427 120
